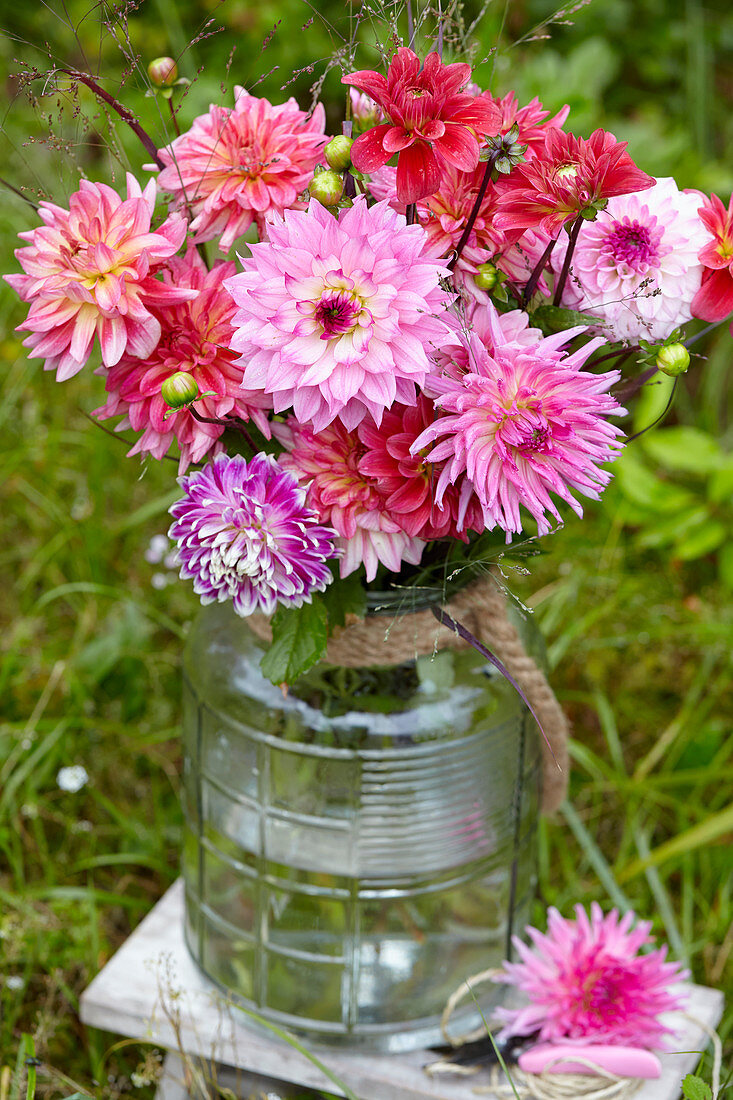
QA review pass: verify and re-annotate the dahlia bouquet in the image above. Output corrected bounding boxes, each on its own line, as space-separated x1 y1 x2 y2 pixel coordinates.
7 32 732 685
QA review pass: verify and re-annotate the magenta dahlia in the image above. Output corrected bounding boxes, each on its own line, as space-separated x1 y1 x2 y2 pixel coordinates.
5 174 191 380
413 303 625 537
169 453 337 617
155 88 327 249
494 903 689 1048
225 197 453 432
276 419 425 581
93 249 272 472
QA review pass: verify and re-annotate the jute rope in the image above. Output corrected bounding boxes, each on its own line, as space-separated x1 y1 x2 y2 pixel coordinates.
432 968 723 1100
249 577 570 812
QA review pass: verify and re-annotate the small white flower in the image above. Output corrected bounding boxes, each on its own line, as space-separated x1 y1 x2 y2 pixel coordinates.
144 534 170 564
5 975 24 991
57 764 89 793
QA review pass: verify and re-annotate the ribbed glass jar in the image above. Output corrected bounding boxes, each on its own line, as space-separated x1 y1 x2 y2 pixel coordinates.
181 599 541 1051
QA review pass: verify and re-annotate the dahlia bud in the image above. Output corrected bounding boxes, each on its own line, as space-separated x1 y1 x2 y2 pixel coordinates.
308 169 344 207
656 342 690 376
147 57 178 88
324 135 354 172
474 262 499 290
161 372 199 408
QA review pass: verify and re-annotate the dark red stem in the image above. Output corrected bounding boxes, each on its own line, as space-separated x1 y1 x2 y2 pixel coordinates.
64 70 164 169
552 215 583 306
448 150 500 273
521 237 556 306
189 408 257 452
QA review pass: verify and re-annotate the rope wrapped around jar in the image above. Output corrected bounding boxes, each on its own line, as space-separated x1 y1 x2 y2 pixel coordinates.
249 577 570 814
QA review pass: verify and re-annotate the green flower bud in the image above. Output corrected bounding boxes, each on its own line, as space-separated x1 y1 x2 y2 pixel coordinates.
474 262 499 291
148 57 178 88
161 372 199 408
308 170 344 207
656 342 690 376
324 135 354 172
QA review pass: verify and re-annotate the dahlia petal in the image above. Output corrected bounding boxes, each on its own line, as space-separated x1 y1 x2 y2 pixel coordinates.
395 142 443 204
691 267 733 322
350 125 394 173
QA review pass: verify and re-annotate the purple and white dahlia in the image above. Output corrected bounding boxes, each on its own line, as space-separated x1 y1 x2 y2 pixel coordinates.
224 197 453 432
169 453 337 616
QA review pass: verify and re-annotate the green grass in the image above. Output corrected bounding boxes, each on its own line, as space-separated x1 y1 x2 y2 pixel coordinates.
1 0 732 1096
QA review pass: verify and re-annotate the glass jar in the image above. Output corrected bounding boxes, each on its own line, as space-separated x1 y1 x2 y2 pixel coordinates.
181 598 541 1051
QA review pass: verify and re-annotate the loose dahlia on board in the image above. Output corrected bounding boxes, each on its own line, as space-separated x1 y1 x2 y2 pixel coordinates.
494 903 688 1048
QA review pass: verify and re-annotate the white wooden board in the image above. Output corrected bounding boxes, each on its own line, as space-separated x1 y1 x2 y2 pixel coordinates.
80 879 724 1100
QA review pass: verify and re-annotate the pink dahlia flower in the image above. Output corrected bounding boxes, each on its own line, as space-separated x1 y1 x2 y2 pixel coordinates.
155 88 327 249
357 395 485 541
343 48 501 204
554 178 710 343
494 903 689 1048
93 249 272 472
225 197 453 432
413 303 625 537
169 453 337 617
692 191 733 324
494 128 655 240
277 419 425 581
5 174 191 380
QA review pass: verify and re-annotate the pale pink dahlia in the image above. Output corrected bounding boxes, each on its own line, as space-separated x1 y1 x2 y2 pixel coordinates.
357 395 485 541
225 197 453 432
276 419 425 581
494 903 689 1048
155 88 327 249
169 453 337 617
93 249 272 472
413 303 625 537
554 178 711 343
5 174 191 380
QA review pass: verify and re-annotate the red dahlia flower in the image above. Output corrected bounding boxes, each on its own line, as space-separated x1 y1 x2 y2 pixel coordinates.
342 48 501 204
357 395 485 541
691 192 733 324
494 128 655 240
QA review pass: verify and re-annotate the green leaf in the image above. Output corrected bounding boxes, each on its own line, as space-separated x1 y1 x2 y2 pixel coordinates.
708 459 733 503
632 372 675 433
642 427 722 474
682 1074 712 1100
321 570 366 629
260 601 328 685
613 450 695 513
530 303 604 334
674 519 726 561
